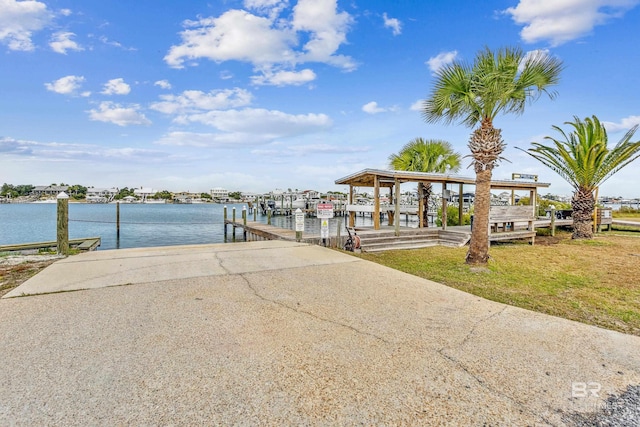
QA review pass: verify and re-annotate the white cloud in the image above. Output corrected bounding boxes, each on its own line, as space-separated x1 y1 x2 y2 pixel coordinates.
49 31 83 54
0 0 53 51
156 108 331 147
602 115 640 133
426 50 458 74
98 35 136 51
164 0 355 75
383 12 402 36
244 0 288 18
101 78 131 95
59 8 72 17
44 75 86 95
88 102 151 126
251 68 316 86
165 10 297 68
154 80 172 90
150 88 253 115
0 136 166 161
505 0 640 46
362 101 386 114
182 108 331 136
292 0 355 70
288 143 369 154
410 100 423 111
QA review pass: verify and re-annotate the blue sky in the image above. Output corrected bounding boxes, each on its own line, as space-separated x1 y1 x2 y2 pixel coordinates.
2 0 640 197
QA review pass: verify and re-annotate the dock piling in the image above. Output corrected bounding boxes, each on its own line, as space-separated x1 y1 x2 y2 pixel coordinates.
56 192 69 255
232 207 236 242
242 206 247 241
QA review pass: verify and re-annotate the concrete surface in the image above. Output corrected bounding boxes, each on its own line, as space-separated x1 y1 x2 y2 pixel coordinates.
1 240 639 425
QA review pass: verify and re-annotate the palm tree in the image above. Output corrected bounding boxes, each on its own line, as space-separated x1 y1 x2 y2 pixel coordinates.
520 115 640 239
423 46 563 264
388 138 462 226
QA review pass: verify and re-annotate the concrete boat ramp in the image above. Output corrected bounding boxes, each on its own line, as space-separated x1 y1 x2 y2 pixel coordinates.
1 241 639 425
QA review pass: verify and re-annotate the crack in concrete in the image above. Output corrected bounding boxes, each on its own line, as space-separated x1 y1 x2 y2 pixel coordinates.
434 306 558 426
240 274 394 346
459 305 509 348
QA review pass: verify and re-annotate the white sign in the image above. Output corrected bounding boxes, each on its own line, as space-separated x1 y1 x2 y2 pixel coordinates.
295 208 305 231
317 203 334 219
320 219 329 238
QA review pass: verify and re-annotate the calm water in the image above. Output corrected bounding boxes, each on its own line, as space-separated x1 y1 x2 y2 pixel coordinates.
0 203 372 250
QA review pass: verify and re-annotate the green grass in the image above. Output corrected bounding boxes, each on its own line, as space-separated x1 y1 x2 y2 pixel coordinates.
353 231 640 336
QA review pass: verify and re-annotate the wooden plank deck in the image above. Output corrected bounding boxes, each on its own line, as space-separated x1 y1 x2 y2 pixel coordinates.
0 237 102 253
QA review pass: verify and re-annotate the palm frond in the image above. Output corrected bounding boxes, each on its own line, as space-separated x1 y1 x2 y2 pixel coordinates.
521 115 640 192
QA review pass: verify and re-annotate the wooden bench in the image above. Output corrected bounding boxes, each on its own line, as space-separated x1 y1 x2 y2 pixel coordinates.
489 206 536 244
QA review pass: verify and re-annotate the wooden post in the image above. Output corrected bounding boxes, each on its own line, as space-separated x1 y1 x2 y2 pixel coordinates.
116 201 120 240
56 192 69 255
349 185 355 227
267 208 272 225
418 182 424 228
232 207 236 241
253 204 257 221
373 175 380 230
458 183 463 226
550 207 556 237
593 187 599 233
441 182 447 230
242 206 247 240
223 205 228 241
394 179 400 236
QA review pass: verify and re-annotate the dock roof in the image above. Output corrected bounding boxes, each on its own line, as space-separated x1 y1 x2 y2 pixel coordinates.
335 169 551 190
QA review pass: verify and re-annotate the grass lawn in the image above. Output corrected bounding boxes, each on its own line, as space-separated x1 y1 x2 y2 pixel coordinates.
354 230 640 336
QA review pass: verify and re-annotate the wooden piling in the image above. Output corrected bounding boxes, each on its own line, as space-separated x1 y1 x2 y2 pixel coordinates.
56 192 69 255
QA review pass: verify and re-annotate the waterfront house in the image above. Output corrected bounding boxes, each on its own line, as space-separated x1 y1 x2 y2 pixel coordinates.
211 188 229 202
134 187 155 202
31 185 69 197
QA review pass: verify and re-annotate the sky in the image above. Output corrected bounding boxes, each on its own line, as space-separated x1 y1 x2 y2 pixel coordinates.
1 0 640 198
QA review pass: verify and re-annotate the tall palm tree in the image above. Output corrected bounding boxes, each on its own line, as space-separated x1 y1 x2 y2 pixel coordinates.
423 46 563 264
389 138 461 173
388 138 462 225
520 115 640 239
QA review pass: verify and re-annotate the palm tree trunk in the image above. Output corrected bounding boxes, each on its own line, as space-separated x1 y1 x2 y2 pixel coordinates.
466 119 504 265
571 187 595 239
423 183 432 227
467 168 491 264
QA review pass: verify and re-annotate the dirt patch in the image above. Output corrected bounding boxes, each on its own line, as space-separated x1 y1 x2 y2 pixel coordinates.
535 234 565 245
0 256 61 297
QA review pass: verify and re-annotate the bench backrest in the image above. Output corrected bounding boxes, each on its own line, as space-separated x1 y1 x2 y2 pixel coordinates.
489 205 535 220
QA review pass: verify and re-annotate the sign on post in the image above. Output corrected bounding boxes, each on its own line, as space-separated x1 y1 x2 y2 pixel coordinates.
295 208 305 232
320 219 329 239
317 203 334 219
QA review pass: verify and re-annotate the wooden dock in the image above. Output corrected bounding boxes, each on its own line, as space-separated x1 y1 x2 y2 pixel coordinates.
224 220 347 247
0 237 101 253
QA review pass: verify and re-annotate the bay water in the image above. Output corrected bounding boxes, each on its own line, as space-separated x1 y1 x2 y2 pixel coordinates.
0 203 373 250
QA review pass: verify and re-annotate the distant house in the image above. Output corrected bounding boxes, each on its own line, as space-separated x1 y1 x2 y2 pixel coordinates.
31 185 69 197
303 190 320 200
134 187 155 202
211 187 228 201
86 187 119 203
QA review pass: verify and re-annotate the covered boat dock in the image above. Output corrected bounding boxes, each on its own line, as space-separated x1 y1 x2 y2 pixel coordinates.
335 169 551 238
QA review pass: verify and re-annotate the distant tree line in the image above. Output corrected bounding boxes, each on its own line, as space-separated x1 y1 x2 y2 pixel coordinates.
1 183 34 198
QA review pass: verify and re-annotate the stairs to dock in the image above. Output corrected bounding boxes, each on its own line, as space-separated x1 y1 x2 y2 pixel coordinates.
357 229 471 253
